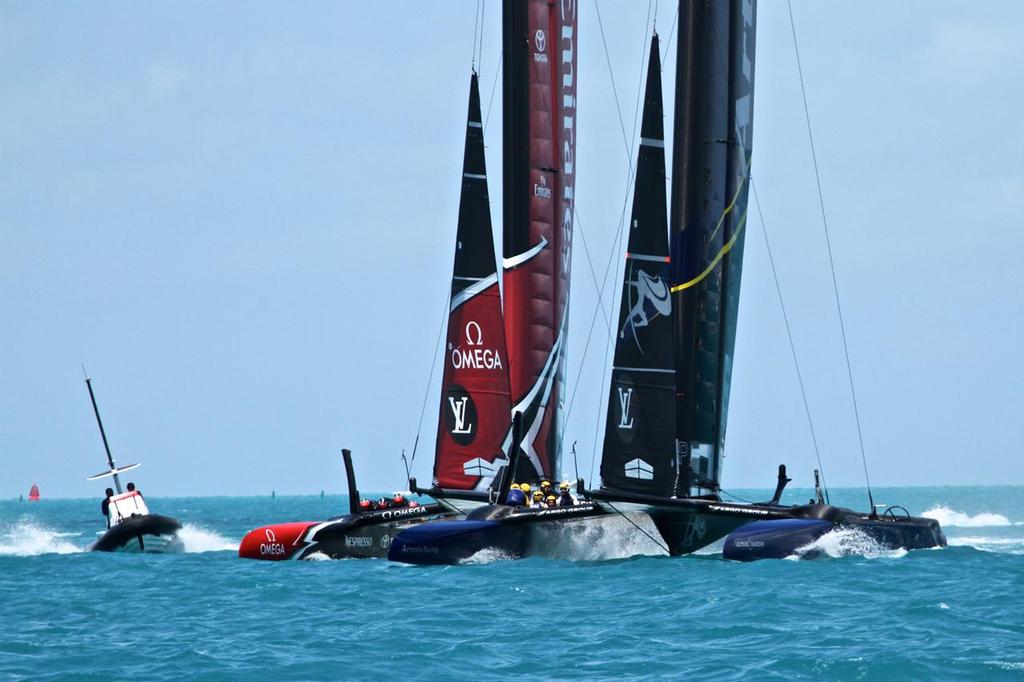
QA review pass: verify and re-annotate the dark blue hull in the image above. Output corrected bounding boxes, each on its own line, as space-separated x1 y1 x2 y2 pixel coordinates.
387 519 526 565
723 519 832 561
724 513 947 561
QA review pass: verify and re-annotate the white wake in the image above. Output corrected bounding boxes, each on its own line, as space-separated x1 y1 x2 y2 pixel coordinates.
790 527 908 560
921 505 1018 528
173 524 237 553
0 521 82 556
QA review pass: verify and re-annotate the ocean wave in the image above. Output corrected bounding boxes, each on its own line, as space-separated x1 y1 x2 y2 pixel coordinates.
790 527 908 560
0 521 82 556
947 536 1024 555
175 524 237 553
921 505 1017 527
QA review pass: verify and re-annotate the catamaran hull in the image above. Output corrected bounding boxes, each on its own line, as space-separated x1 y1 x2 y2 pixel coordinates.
387 503 610 565
723 516 947 561
238 504 453 561
90 514 182 552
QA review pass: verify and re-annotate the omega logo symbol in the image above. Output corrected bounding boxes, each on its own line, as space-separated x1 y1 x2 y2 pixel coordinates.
265 528 277 542
465 321 483 346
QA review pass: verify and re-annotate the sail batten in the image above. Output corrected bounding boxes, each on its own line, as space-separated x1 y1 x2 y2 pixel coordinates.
432 74 513 492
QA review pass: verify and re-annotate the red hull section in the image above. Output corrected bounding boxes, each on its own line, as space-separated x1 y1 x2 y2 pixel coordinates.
238 522 317 561
503 0 577 481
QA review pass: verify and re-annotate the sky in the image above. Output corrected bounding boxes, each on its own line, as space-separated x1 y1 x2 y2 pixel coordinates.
2 1 1022 498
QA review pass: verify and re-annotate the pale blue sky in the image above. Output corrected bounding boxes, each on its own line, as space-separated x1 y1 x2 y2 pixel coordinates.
2 1 1021 498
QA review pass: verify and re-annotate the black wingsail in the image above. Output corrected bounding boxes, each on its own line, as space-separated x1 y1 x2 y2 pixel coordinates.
600 35 676 498
670 0 757 495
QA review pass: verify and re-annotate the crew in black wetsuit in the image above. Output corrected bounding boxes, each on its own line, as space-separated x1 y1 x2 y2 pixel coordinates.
126 482 139 494
101 488 114 528
557 482 576 507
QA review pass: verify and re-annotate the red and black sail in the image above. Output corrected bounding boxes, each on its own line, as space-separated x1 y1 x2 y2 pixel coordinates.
433 73 512 491
600 35 676 498
670 0 757 494
501 0 578 483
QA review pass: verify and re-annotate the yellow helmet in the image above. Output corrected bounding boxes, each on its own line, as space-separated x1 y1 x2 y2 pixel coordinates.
559 481 571 491
546 495 557 502
510 483 521 491
520 483 531 494
541 480 552 488
533 490 544 499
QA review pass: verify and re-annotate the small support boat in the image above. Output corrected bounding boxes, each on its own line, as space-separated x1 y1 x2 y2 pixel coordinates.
28 484 40 501
82 371 181 552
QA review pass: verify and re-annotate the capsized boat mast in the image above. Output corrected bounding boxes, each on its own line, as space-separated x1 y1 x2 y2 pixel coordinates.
82 367 140 493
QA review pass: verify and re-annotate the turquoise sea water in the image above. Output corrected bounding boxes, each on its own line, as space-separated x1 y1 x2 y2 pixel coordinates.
2 486 1022 680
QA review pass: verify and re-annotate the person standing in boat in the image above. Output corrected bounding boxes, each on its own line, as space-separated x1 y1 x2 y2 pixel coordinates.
101 488 114 528
530 490 545 509
126 481 140 495
557 482 576 507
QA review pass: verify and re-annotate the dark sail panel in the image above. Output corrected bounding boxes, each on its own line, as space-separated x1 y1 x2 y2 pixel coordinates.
434 74 513 491
670 0 757 494
600 36 676 497
501 0 577 483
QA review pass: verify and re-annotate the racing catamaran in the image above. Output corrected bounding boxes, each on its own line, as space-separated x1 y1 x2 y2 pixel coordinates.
83 373 181 552
390 1 945 564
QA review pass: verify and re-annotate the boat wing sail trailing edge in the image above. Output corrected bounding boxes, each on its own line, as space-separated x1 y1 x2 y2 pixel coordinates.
600 35 677 498
433 73 513 492
670 0 757 495
501 0 577 483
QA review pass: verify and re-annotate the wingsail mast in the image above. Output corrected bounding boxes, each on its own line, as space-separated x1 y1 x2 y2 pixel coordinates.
83 370 140 493
670 0 757 496
501 0 577 485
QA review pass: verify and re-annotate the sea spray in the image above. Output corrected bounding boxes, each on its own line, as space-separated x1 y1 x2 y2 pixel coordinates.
0 520 82 556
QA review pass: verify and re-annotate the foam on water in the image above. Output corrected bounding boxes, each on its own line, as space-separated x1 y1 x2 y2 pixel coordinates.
947 536 1024 554
530 513 669 560
791 527 908 560
0 520 82 556
175 524 237 553
921 505 1018 527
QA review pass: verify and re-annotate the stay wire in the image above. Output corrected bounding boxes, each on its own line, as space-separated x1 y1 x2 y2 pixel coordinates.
586 3 656 486
604 500 670 554
787 0 873 508
751 181 829 504
471 0 482 71
410 282 450 472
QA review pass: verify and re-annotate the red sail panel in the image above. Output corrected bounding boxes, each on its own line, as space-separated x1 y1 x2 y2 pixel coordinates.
434 282 512 490
433 74 512 491
502 0 577 483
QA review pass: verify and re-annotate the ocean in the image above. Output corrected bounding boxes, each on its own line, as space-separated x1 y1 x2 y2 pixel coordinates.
1 486 1022 680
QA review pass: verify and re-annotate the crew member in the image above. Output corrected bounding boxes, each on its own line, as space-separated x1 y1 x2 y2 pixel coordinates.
392 494 409 508
531 490 545 509
101 488 114 528
540 480 554 499
520 483 532 502
359 499 373 511
377 497 391 509
545 495 558 509
557 481 575 507
505 484 526 507
126 482 139 494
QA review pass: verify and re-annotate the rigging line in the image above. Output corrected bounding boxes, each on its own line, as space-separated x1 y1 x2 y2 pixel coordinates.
594 0 634 171
589 213 627 486
409 280 451 470
575 208 611 333
478 0 486 71
787 0 872 508
661 5 679 65
471 0 481 71
483 50 503 134
603 501 670 554
751 180 829 504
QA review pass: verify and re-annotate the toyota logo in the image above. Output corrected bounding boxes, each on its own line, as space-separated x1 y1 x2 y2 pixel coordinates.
535 29 546 52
